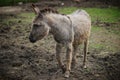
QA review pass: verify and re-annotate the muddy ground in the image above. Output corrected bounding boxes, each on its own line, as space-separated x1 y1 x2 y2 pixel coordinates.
0 3 120 80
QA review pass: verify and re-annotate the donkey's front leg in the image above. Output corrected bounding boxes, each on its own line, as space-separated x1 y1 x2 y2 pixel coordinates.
56 43 65 72
65 43 73 78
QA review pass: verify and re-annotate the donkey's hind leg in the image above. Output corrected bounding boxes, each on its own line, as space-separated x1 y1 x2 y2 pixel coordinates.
83 39 89 68
72 44 79 68
56 43 65 72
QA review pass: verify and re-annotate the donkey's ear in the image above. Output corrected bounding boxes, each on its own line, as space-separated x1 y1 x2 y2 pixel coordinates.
32 4 40 14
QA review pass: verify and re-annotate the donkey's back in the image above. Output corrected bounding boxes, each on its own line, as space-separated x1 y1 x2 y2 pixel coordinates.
68 9 91 45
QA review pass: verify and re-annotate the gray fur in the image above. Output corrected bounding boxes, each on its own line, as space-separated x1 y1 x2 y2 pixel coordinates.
29 8 91 78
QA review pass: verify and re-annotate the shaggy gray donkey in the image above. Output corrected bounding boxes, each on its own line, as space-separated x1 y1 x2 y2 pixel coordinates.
29 4 91 78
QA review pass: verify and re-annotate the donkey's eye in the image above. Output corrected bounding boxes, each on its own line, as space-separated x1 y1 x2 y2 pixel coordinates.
33 24 44 28
39 24 44 27
33 24 40 28
33 24 38 27
39 24 43 26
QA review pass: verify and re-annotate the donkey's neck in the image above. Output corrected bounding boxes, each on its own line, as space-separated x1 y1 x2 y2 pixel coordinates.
44 13 74 43
44 13 71 34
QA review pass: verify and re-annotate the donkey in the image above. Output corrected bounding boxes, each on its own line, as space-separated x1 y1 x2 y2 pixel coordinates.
29 4 91 78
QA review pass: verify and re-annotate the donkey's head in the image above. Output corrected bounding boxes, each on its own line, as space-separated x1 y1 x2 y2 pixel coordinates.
29 4 50 43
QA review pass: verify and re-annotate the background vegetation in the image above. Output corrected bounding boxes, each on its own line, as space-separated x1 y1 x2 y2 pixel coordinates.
0 0 39 6
0 0 120 7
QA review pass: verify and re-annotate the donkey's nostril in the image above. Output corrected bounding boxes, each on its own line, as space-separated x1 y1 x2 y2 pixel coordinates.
29 36 36 43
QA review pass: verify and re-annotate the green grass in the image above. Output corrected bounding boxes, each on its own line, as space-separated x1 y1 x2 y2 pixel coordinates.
2 13 35 24
84 7 120 23
19 13 35 22
91 26 101 32
59 7 120 23
59 7 78 14
90 43 105 50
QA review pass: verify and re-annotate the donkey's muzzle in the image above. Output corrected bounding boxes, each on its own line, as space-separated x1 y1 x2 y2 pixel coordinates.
29 36 36 43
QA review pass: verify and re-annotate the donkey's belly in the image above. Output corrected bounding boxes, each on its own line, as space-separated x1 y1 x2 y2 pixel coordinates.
73 27 89 45
73 34 85 45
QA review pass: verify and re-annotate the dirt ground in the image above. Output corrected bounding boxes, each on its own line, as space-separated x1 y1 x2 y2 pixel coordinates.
0 2 120 80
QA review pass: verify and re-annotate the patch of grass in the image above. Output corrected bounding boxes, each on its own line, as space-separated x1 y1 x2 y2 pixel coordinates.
19 13 35 18
84 7 120 23
59 7 120 23
91 26 102 32
3 13 35 24
59 7 78 14
19 13 35 22
90 43 105 50
107 25 120 35
89 26 120 52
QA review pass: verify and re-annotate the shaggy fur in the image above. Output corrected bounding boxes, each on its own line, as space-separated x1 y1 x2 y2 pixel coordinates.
29 5 91 78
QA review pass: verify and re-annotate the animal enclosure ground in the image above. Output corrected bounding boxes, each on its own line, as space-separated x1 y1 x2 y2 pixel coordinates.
0 7 120 80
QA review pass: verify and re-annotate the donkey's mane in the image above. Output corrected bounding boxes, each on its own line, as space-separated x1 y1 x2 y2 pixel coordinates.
40 7 59 14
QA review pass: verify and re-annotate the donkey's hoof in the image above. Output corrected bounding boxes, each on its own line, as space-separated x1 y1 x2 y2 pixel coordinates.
64 71 70 78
